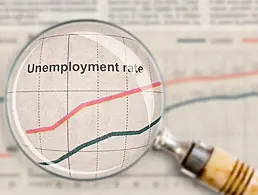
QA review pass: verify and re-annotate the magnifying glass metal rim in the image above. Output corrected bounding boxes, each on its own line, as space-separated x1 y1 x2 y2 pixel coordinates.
4 19 166 181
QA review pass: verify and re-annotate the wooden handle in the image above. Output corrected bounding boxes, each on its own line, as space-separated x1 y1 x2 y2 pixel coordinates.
199 148 258 195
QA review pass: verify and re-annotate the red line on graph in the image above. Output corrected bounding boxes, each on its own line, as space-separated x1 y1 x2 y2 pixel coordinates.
26 81 162 134
164 70 258 85
26 70 258 135
242 38 258 43
0 153 11 158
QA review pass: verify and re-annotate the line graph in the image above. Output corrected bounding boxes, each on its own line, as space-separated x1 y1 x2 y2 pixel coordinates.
25 70 258 135
6 64 258 166
1 30 258 193
39 91 258 166
5 22 170 179
25 81 162 134
4 69 258 166
39 116 161 165
0 26 258 193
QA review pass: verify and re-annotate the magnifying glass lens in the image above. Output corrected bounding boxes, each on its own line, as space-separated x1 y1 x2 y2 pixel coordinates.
5 20 164 180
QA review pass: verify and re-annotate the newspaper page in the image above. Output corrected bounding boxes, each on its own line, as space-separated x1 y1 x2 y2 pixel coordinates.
1 0 258 194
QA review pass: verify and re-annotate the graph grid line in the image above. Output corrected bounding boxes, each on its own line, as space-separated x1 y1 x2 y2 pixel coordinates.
66 35 72 178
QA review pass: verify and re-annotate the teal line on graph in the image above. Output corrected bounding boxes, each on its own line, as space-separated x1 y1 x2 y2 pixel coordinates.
40 91 258 166
165 92 258 112
39 116 162 165
0 97 4 102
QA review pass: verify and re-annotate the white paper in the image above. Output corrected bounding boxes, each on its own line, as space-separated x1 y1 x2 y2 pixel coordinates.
1 0 258 194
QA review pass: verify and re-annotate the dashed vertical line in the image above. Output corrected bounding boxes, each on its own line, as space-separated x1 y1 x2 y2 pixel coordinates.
38 39 44 155
95 35 100 178
146 56 153 145
121 38 129 169
66 35 72 178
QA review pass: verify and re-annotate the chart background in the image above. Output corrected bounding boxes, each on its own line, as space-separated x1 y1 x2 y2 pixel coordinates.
1 0 258 194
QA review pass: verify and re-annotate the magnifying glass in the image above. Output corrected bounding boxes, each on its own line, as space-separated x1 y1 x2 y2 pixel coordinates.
4 19 258 195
